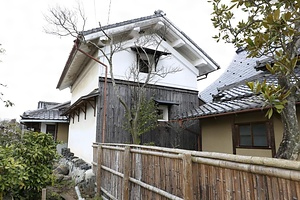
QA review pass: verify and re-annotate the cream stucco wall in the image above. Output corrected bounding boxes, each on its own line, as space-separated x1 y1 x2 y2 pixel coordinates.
201 111 284 158
57 123 69 143
40 122 68 143
201 116 233 154
68 104 96 163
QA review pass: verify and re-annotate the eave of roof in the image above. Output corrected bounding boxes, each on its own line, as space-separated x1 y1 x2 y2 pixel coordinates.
20 109 68 122
62 89 99 116
20 119 69 123
20 101 70 122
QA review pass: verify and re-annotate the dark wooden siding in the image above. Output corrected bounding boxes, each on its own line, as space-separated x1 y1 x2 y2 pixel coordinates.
96 78 200 150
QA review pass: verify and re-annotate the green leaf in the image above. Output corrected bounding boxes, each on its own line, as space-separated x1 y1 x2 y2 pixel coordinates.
266 108 273 119
274 104 284 111
266 63 275 74
274 9 280 20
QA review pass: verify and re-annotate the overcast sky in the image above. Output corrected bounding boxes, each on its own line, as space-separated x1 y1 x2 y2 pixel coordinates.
0 0 235 120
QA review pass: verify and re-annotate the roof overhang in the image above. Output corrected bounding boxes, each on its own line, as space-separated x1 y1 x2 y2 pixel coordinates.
62 89 99 116
155 99 179 105
57 41 98 90
20 119 69 123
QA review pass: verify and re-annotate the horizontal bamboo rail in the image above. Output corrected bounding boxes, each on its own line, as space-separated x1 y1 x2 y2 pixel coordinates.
93 143 300 199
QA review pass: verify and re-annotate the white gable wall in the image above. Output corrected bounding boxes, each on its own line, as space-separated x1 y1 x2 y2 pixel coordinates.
71 59 100 103
95 39 199 91
68 59 99 163
68 104 96 163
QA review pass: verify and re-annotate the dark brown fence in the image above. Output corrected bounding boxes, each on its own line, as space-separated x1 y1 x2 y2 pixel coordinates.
92 143 300 199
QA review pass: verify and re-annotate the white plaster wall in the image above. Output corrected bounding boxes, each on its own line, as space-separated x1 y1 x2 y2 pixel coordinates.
71 60 99 103
96 47 198 90
68 105 96 163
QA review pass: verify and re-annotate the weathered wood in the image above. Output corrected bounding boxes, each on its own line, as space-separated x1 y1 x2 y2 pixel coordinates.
42 188 46 200
94 143 300 199
122 146 131 200
96 78 199 149
182 153 193 200
97 145 102 195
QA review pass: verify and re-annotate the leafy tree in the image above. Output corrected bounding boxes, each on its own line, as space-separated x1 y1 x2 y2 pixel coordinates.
124 96 158 144
0 121 58 199
210 0 300 159
0 119 21 146
0 44 13 107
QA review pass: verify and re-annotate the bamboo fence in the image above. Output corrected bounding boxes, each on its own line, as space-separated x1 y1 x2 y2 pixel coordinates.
92 143 300 199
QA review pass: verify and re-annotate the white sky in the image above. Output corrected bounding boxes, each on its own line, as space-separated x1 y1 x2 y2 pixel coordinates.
0 0 235 120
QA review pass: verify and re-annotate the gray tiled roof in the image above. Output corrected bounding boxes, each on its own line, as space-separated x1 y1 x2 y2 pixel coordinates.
199 50 262 102
177 56 300 120
81 10 220 69
180 95 265 119
20 101 70 122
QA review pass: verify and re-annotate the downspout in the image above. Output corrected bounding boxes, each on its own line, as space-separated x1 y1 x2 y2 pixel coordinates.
74 39 108 143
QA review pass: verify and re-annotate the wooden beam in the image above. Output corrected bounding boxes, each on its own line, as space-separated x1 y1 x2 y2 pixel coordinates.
128 27 140 38
172 39 185 48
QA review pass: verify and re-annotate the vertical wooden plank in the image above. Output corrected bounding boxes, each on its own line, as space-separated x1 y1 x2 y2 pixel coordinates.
216 167 223 199
225 168 233 199
295 181 300 199
182 153 193 200
123 146 131 200
97 145 103 196
200 164 207 200
42 188 46 200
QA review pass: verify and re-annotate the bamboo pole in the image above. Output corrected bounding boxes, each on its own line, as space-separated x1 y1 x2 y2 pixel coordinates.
192 156 300 181
42 188 46 200
98 143 300 170
129 177 183 200
97 145 103 195
123 146 131 200
182 153 193 200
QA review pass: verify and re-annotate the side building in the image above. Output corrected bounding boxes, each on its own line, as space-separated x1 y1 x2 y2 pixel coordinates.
20 101 70 146
177 49 300 158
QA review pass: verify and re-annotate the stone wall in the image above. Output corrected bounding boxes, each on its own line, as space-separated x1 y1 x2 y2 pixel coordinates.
58 148 96 197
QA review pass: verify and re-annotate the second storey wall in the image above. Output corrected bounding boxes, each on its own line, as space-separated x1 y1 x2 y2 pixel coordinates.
96 78 200 150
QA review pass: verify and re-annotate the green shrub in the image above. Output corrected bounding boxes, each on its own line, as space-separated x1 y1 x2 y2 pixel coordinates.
0 131 58 199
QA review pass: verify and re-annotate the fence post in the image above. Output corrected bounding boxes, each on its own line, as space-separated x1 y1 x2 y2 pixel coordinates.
182 153 193 200
97 145 103 196
42 188 46 200
123 146 131 200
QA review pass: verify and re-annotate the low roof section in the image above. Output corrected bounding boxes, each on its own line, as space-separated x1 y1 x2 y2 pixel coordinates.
199 49 262 103
178 57 300 120
20 101 70 123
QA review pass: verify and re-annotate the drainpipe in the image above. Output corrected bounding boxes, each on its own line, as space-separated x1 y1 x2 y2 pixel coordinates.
74 39 108 143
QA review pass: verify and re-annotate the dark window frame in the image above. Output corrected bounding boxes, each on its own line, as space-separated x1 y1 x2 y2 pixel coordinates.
137 53 155 73
46 124 57 140
132 46 171 74
232 120 276 157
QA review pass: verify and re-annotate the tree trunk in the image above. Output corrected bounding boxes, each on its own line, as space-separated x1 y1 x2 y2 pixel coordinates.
275 94 300 160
